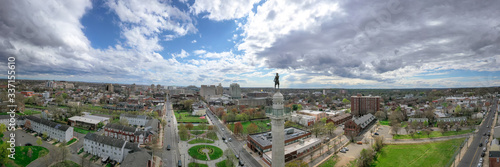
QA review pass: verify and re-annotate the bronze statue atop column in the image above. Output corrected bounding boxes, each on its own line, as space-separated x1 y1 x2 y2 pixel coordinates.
274 73 280 90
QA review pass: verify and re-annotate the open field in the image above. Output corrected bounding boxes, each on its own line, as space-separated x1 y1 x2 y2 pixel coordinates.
393 129 473 139
175 110 208 123
318 155 338 167
13 146 49 166
373 138 465 167
227 120 271 134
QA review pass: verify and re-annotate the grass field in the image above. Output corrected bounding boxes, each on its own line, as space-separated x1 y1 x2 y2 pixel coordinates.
51 160 81 167
188 163 208 167
227 120 271 134
188 138 215 144
188 145 223 161
73 127 95 134
393 129 473 139
175 110 208 123
379 120 390 125
190 130 205 135
66 138 77 145
318 155 337 167
13 146 49 166
373 138 465 167
216 160 229 167
23 110 42 115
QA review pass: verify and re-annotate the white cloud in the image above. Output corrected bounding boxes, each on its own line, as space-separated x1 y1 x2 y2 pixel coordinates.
191 40 197 43
173 49 190 58
193 49 207 55
190 0 261 21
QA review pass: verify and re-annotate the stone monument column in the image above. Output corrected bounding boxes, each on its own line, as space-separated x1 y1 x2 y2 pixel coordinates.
271 91 285 167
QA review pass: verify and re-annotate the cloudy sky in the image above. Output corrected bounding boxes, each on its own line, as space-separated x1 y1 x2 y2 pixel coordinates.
1 0 500 88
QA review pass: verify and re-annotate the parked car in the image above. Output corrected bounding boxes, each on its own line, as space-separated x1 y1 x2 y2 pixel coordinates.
25 143 32 146
228 138 232 142
479 143 483 147
357 141 363 145
340 149 346 153
483 133 486 136
167 145 171 151
236 154 239 159
483 147 486 152
374 132 379 135
481 152 485 157
222 137 226 141
178 160 182 167
480 157 483 163
344 147 349 151
478 162 482 167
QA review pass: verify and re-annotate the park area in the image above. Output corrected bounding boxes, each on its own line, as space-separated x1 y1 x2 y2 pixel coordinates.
50 160 80 167
372 138 465 167
188 145 223 161
5 146 50 167
175 110 208 123
227 120 271 134
393 129 473 139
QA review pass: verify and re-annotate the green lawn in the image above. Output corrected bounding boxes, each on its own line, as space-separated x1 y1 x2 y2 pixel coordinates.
190 130 205 135
13 146 49 166
373 138 465 167
66 138 77 145
227 120 271 134
318 155 337 167
188 145 223 161
188 162 209 167
379 120 390 126
73 127 95 134
25 104 47 110
216 160 230 167
188 138 215 144
393 129 474 139
23 110 42 115
51 160 81 167
175 111 208 123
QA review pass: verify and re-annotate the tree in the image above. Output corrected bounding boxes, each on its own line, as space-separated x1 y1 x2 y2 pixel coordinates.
455 105 462 115
311 123 324 138
326 122 336 136
198 123 207 131
224 149 235 167
36 138 43 146
391 122 401 135
324 97 332 105
42 132 48 140
118 118 129 126
422 129 431 138
320 117 327 124
59 142 69 162
358 148 375 167
181 100 194 111
26 147 33 158
234 122 243 135
286 159 308 167
97 122 104 129
375 110 386 120
178 125 189 140
342 98 350 105
55 95 64 105
25 120 32 129
373 136 384 152
247 123 259 134
186 123 194 130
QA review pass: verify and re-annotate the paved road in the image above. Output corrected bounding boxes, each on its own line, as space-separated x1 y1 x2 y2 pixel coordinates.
206 108 261 167
458 98 498 167
161 96 181 167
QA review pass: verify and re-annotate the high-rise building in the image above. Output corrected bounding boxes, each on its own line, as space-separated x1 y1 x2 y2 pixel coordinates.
156 84 161 91
106 84 114 92
216 83 223 95
350 94 381 117
151 84 156 92
230 83 241 99
200 85 216 98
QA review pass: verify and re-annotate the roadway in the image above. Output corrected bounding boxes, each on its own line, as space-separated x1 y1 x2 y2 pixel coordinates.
458 98 498 167
206 108 262 167
161 96 181 167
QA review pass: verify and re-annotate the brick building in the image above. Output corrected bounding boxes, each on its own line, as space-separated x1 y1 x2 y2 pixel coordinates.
490 151 500 167
351 95 382 117
327 113 353 125
344 113 376 137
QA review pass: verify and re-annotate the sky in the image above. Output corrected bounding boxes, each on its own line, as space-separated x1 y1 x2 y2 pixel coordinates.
1 0 500 88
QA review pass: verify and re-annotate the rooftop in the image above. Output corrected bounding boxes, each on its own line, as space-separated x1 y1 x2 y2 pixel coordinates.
249 127 309 147
68 116 101 124
26 115 71 131
84 133 140 151
265 137 321 159
104 123 137 133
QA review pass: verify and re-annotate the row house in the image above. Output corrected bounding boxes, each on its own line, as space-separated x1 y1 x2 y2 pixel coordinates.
344 114 376 137
104 123 137 142
83 133 140 163
120 114 151 127
25 116 73 142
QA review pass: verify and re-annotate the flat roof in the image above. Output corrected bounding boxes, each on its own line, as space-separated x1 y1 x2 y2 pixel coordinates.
68 116 101 124
264 137 321 159
249 127 309 148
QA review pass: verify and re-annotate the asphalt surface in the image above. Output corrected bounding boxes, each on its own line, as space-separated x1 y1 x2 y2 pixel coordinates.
206 108 262 167
162 97 181 167
458 98 498 167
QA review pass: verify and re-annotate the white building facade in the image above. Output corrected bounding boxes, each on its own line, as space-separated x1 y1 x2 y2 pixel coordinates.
83 133 139 163
26 116 73 142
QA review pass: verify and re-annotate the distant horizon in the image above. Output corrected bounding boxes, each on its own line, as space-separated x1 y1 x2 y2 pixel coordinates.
4 78 500 90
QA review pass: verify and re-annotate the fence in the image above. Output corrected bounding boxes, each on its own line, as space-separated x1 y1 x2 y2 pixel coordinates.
446 136 469 167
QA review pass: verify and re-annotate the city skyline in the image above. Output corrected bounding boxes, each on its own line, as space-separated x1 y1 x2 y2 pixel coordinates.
1 0 500 88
